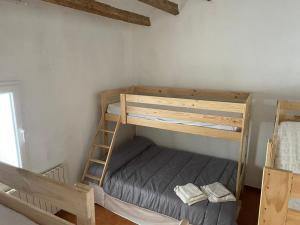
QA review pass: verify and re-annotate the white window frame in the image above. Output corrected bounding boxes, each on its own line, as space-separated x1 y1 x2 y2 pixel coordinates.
0 81 26 168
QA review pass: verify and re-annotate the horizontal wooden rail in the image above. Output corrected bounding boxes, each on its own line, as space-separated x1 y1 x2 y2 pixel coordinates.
126 94 245 113
127 117 241 140
286 209 300 225
0 162 95 224
0 192 72 225
127 106 243 127
134 85 250 100
279 101 300 111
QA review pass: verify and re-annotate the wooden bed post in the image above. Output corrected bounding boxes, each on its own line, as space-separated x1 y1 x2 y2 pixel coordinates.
236 95 252 199
0 162 95 225
120 94 127 124
75 183 96 225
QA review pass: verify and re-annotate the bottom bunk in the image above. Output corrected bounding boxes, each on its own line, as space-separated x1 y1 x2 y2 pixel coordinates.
88 136 239 225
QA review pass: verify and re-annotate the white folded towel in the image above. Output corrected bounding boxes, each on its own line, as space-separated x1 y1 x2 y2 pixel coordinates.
174 183 207 206
201 182 236 203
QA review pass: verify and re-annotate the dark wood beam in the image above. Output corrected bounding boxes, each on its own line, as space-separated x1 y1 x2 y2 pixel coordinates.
41 0 151 26
138 0 179 15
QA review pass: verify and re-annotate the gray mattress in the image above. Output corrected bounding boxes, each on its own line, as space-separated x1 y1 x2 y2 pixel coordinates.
90 136 238 225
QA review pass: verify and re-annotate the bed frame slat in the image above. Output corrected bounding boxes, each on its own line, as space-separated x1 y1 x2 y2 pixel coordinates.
127 106 243 127
134 85 249 100
0 192 72 225
290 174 300 199
127 117 241 140
286 209 300 225
126 94 245 113
0 162 95 225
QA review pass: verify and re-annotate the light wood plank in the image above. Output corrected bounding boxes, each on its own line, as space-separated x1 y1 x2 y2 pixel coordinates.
120 94 127 124
100 117 121 186
265 140 276 168
137 0 179 15
127 117 241 140
0 162 95 224
286 209 300 225
105 113 119 122
41 0 151 26
127 106 243 127
134 85 250 101
290 173 300 199
279 101 300 111
126 94 245 113
258 168 292 225
0 191 72 225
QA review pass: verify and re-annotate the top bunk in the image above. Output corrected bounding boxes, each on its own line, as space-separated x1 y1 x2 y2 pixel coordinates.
266 100 300 169
101 85 252 141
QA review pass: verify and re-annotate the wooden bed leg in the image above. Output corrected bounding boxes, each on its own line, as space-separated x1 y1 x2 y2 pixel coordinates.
76 184 96 225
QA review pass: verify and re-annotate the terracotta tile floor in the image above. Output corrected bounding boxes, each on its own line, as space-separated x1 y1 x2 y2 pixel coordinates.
57 186 261 225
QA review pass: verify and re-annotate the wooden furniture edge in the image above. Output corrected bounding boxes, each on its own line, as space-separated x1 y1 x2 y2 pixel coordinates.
258 99 300 225
236 94 252 199
0 162 95 225
134 85 250 101
0 191 72 225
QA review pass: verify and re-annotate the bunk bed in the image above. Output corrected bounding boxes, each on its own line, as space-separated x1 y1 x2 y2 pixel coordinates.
0 162 95 225
82 85 252 225
258 100 300 225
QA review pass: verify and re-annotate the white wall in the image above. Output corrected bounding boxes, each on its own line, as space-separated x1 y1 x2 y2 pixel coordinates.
132 0 300 188
1 0 300 188
0 0 136 182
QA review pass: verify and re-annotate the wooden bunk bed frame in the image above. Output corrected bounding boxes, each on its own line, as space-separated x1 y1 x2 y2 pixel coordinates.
82 85 252 199
0 162 95 225
258 100 300 225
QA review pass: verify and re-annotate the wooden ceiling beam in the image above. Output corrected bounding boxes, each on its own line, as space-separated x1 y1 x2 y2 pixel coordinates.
137 0 179 15
41 0 151 26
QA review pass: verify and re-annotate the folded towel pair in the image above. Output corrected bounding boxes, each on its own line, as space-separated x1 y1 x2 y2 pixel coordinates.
201 182 236 203
174 182 236 205
174 183 207 206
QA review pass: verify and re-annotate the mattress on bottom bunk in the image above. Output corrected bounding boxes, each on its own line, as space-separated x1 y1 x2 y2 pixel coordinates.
0 203 38 225
90 136 238 225
107 102 240 132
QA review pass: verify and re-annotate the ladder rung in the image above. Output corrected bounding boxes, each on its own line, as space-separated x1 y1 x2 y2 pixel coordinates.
89 159 106 164
100 129 114 134
94 144 110 149
85 174 101 181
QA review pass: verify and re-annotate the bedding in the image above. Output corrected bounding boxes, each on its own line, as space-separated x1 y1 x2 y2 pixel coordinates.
275 121 300 211
90 136 238 225
0 203 38 225
107 102 240 132
275 121 300 173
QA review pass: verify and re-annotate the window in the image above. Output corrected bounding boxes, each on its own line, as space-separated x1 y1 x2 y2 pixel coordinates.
0 82 24 168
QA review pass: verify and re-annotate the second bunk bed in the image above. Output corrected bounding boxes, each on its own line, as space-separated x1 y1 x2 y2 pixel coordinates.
259 100 300 225
82 85 252 225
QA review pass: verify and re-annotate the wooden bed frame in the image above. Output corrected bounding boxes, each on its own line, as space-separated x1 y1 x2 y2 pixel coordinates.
0 162 95 225
82 85 252 200
258 100 300 225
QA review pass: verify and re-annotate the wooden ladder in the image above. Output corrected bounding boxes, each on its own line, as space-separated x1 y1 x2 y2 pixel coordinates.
81 115 121 186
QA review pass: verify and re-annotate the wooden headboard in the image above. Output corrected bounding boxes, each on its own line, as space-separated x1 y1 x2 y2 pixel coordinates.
0 162 95 225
